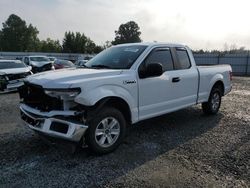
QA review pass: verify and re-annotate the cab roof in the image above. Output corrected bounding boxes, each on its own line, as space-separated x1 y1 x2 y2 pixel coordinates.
114 42 187 48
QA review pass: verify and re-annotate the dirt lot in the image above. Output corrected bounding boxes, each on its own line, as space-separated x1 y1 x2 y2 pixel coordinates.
0 77 249 188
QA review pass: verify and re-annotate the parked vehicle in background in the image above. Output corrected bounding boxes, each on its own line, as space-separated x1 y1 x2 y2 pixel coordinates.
19 42 232 154
76 56 94 66
53 59 75 69
0 60 32 93
16 57 23 61
48 57 57 62
83 56 93 62
22 56 54 73
75 60 87 67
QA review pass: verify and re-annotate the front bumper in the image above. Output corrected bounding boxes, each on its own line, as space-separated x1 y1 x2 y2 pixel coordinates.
20 104 88 142
32 64 53 73
0 80 24 93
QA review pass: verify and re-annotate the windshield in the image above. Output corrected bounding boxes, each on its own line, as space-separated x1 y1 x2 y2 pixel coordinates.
85 45 147 69
0 61 27 69
30 57 49 62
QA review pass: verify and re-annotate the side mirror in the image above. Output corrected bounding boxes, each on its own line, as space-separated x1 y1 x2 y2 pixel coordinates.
139 63 163 78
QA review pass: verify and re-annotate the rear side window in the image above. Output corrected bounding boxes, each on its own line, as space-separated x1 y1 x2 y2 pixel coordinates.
144 48 174 72
176 48 191 69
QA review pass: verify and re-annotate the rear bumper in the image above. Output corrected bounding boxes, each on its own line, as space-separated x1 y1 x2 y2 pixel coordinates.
20 104 88 142
224 84 232 95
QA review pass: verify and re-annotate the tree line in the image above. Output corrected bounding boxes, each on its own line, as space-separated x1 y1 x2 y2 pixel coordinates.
193 43 249 55
0 14 142 53
1 14 246 54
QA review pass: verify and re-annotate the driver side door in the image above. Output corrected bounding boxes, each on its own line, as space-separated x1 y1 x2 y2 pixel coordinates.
138 47 178 120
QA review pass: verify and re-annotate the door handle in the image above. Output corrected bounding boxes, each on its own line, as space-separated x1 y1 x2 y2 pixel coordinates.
172 77 181 83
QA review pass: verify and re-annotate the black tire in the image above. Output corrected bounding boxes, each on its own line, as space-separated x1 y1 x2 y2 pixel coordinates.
202 87 222 115
86 107 126 154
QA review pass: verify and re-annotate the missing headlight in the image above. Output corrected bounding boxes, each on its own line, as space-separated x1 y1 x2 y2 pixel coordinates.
44 88 81 100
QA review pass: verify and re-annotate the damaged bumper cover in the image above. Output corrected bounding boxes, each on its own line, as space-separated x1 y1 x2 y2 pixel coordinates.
20 103 88 142
0 79 24 93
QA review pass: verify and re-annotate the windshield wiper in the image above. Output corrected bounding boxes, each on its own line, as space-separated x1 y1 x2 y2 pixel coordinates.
90 65 111 69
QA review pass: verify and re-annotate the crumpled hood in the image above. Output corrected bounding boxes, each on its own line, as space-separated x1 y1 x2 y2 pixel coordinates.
30 61 51 67
26 68 122 88
0 67 31 75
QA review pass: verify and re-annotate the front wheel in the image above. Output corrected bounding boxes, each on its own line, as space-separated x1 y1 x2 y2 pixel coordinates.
86 107 127 154
202 87 222 115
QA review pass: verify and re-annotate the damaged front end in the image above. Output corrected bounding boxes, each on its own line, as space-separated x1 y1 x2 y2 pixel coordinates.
19 82 88 142
0 75 8 92
0 72 31 93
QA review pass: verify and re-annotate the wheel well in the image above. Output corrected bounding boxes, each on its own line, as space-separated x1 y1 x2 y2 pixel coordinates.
212 81 225 95
94 97 132 124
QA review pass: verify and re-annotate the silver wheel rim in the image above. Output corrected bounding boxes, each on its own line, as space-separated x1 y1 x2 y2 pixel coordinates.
95 117 120 148
211 92 220 110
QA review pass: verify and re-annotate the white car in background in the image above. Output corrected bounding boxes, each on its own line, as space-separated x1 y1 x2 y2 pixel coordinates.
0 60 32 93
22 56 54 73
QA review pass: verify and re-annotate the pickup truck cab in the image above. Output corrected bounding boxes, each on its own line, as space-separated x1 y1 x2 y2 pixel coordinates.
19 43 232 154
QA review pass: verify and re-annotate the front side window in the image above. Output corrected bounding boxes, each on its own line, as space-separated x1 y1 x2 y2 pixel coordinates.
176 48 191 69
144 48 174 72
85 45 147 69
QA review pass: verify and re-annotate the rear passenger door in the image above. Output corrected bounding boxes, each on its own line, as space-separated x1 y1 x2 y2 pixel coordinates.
138 47 198 120
169 47 199 107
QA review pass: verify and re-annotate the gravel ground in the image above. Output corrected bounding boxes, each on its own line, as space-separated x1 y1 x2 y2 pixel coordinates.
0 77 249 188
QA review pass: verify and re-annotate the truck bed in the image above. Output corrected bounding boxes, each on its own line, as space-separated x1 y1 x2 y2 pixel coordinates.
197 64 232 103
197 64 230 68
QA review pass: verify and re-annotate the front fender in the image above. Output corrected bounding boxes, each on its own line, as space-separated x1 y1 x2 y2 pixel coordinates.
74 85 138 122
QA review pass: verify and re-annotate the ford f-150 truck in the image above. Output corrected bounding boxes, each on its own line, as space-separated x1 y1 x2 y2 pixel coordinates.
19 43 232 154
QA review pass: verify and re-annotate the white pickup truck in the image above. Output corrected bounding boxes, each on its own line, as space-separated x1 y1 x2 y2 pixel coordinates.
19 43 232 154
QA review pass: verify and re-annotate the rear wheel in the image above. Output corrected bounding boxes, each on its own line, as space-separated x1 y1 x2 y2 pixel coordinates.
202 87 222 115
86 107 126 154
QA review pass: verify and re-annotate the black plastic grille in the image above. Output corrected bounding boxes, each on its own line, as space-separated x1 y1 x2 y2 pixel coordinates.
32 63 52 73
20 110 43 128
18 82 63 111
50 122 69 134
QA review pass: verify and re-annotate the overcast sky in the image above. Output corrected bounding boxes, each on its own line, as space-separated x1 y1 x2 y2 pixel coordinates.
1 0 250 50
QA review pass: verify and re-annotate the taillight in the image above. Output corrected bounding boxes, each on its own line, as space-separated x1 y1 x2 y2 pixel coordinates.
229 71 233 81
